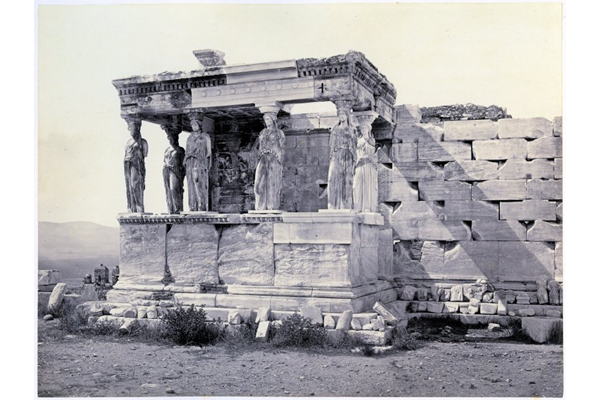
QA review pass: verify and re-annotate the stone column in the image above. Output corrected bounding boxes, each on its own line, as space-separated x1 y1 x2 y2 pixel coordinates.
123 115 148 213
352 111 379 213
253 103 285 212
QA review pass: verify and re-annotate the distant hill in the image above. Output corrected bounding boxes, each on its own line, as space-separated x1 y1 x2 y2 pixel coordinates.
38 221 119 286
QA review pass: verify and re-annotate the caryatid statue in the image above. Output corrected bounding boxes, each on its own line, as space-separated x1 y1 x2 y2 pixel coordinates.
254 112 285 210
184 112 212 212
353 112 379 213
161 124 186 214
123 116 148 213
327 103 357 210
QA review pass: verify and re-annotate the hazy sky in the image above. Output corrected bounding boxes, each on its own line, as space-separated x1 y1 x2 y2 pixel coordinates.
37 2 563 227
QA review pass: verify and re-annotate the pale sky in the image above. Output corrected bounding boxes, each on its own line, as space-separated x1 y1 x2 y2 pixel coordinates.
37 2 563 227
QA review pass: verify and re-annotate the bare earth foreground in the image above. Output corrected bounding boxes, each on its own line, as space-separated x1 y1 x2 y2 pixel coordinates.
37 320 562 398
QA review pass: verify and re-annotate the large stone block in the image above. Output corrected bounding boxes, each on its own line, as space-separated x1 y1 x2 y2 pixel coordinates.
273 222 353 244
393 241 444 279
393 122 443 143
119 224 167 284
500 200 557 221
419 181 472 201
166 224 219 285
392 201 444 221
472 180 526 201
527 221 563 242
417 141 472 162
522 317 562 343
527 179 562 200
555 242 563 281
498 118 553 139
443 201 499 221
392 162 444 181
498 242 555 281
390 219 419 240
275 244 355 287
443 242 498 280
390 143 418 163
48 283 68 313
218 223 274 286
527 137 562 159
472 220 526 241
378 165 419 202
498 159 554 180
443 120 498 141
443 161 498 181
473 139 527 160
417 219 471 241
554 158 562 179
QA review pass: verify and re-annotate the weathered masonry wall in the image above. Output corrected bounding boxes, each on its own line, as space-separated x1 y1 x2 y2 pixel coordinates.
377 106 563 285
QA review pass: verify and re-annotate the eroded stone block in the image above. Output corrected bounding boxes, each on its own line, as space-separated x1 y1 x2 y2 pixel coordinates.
480 303 498 315
48 283 67 313
499 159 554 180
522 317 562 343
498 118 552 139
256 321 271 342
419 181 472 201
500 200 557 221
472 220 526 241
443 120 498 141
527 137 562 159
498 242 555 281
473 139 527 160
166 224 219 285
527 179 562 200
443 200 499 220
443 161 498 181
527 221 562 242
336 310 353 330
472 180 526 201
417 141 472 162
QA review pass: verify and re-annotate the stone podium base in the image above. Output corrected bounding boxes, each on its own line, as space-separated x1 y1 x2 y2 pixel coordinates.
110 211 396 313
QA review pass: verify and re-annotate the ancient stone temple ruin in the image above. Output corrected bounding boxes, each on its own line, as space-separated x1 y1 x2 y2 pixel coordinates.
110 50 398 313
108 49 563 335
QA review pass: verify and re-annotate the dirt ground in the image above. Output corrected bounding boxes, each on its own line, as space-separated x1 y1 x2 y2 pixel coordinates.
37 319 563 398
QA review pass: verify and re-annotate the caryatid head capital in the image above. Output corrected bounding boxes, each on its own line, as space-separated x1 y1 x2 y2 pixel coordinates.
187 111 204 133
124 115 142 137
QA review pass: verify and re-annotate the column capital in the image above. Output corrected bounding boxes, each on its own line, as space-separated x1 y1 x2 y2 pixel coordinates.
353 110 379 126
256 101 283 115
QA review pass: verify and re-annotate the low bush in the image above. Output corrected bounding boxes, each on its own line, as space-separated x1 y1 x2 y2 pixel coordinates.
161 304 223 346
392 326 422 351
271 313 327 348
506 317 533 343
57 301 87 334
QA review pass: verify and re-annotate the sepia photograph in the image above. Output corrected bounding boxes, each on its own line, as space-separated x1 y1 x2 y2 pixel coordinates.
32 1 573 398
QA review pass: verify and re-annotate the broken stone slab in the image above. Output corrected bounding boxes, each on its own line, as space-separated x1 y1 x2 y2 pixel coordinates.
488 323 502 332
546 310 562 318
450 285 464 302
443 120 498 141
362 323 374 331
519 309 536 317
482 293 494 303
399 286 418 301
347 328 392 346
497 117 552 139
426 302 444 313
371 318 386 331
515 292 531 305
47 283 67 314
548 280 561 305
497 299 507 316
536 277 549 305
256 321 271 342
443 303 460 313
335 310 353 331
255 307 271 323
227 311 242 325
235 308 254 323
300 306 323 326
522 317 562 343
441 289 452 301
324 315 336 329
472 138 527 160
416 288 429 301
498 159 554 180
351 318 362 330
136 307 147 319
146 306 158 319
463 284 487 301
430 284 442 302
373 302 400 322
472 180 527 201
468 299 480 315
480 303 498 315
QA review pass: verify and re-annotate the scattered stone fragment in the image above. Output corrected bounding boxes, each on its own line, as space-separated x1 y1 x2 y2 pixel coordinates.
463 284 486 301
43 314 54 321
450 285 464 302
417 302 428 312
166 388 175 394
522 317 563 343
236 308 253 323
505 290 517 304
137 307 147 319
227 311 242 325
256 321 271 342
110 307 137 318
80 284 99 302
146 306 158 319
508 311 516 317
441 289 452 302
371 318 386 331
480 303 498 315
362 323 374 331
417 288 429 301
516 292 530 305
546 310 562 318
351 318 362 330
47 283 67 313
427 302 444 313
536 277 549 304
373 302 400 322
497 299 507 316
119 318 137 334
482 293 494 303
430 284 444 302
400 285 417 301
459 305 469 314
488 323 501 332
255 307 271 323
443 303 459 313
548 280 560 305
468 299 480 315
336 310 353 330
519 309 535 317
528 292 539 304
324 315 336 329
300 306 323 325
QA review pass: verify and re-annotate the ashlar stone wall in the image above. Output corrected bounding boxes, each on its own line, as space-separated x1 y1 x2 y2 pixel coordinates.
378 106 563 284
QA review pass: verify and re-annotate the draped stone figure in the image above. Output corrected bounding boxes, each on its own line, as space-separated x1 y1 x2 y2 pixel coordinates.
327 106 356 210
254 112 285 210
162 124 186 214
184 113 212 212
123 117 148 213
353 121 378 213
